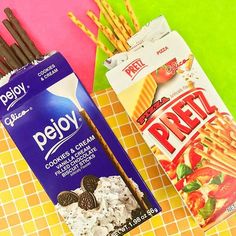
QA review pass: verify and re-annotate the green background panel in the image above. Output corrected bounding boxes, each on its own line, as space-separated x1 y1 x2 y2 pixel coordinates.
93 0 236 117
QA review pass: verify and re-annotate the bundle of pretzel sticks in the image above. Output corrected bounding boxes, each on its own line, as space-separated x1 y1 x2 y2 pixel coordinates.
0 8 41 78
68 0 140 57
68 0 158 125
195 110 236 178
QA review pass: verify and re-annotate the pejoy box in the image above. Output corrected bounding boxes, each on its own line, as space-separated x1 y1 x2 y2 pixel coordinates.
106 17 236 230
0 52 161 236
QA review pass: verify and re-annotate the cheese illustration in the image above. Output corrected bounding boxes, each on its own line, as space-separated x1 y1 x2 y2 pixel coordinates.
118 75 157 122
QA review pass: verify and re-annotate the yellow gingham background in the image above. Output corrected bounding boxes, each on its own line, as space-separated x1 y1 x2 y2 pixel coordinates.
0 88 236 236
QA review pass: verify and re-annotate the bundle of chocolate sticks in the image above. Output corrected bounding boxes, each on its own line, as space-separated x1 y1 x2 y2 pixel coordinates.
0 8 41 78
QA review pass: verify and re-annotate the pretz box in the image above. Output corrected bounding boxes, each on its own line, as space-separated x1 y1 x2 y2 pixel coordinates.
106 17 236 231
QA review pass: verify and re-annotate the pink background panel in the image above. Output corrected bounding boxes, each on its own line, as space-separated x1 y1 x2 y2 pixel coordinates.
0 0 99 92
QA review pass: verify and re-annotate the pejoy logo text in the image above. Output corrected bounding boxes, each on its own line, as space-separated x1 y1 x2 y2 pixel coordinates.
0 82 29 111
33 110 82 161
123 58 147 80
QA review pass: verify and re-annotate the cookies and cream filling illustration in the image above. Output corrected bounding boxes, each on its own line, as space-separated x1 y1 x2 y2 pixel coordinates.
47 73 150 214
57 175 144 236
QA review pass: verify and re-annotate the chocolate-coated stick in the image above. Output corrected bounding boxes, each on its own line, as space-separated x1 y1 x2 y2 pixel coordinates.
0 35 21 67
11 43 29 66
0 43 19 70
0 59 10 74
9 45 23 66
4 8 41 59
3 19 35 61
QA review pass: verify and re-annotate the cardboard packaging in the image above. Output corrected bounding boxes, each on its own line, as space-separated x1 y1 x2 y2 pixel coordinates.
106 17 236 230
0 52 161 236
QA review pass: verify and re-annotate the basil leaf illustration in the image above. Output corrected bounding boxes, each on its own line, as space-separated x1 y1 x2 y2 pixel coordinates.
196 161 203 169
199 198 216 220
183 180 201 193
210 173 224 185
176 164 193 180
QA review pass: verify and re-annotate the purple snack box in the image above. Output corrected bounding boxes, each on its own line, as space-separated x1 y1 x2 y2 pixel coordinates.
0 52 161 236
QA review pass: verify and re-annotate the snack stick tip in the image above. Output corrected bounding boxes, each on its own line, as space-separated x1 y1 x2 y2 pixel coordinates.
119 15 134 37
124 0 140 32
68 12 113 57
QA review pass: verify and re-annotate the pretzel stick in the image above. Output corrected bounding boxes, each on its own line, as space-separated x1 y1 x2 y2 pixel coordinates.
87 12 127 52
204 131 236 155
217 130 236 149
94 0 117 32
216 119 236 135
119 15 134 37
107 30 127 52
215 111 236 132
87 10 119 50
195 149 236 174
114 28 129 50
81 109 149 212
68 12 113 57
231 120 236 128
202 139 236 162
124 0 140 32
204 122 236 149
93 0 129 50
224 149 236 159
201 159 236 178
200 129 233 152
101 0 130 40
105 28 120 50
214 119 228 131
117 40 127 52
225 119 236 131
205 123 232 144
202 138 236 161
230 131 236 141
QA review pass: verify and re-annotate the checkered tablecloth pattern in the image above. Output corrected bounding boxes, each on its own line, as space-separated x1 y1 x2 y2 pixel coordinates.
0 88 236 236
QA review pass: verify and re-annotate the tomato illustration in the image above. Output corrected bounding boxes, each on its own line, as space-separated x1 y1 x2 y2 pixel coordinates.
159 160 177 180
187 191 205 216
209 175 236 199
175 178 185 191
160 155 185 180
186 167 220 185
206 190 236 225
189 142 204 169
151 58 177 84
